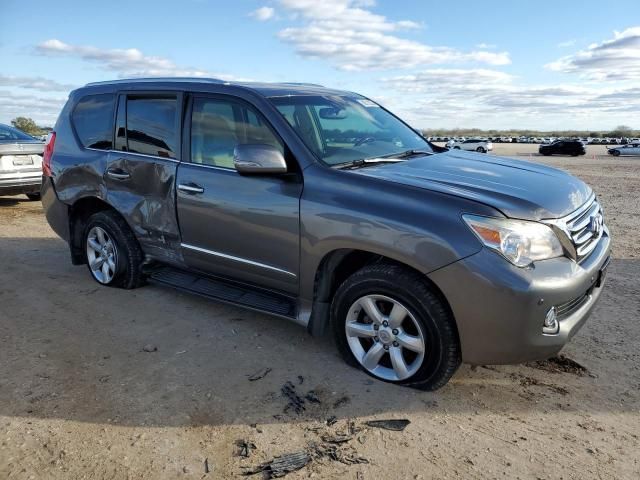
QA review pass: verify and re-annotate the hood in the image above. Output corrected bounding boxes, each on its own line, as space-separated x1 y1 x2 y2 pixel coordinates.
353 149 592 220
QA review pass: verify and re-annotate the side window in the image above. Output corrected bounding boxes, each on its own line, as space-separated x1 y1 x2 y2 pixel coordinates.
72 94 115 150
190 97 283 169
126 96 178 158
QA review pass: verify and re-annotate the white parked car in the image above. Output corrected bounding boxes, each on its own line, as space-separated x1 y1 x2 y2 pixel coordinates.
449 138 493 153
608 144 640 156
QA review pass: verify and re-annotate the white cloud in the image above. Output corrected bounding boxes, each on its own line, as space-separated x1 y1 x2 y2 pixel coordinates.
0 74 75 92
0 91 67 125
547 27 640 81
270 0 510 70
250 6 275 21
379 68 640 129
475 43 496 49
35 39 242 80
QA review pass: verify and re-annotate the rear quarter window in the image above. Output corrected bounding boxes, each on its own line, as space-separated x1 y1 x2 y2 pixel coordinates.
72 94 115 150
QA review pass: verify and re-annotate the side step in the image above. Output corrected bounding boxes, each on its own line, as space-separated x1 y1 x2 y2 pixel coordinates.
148 267 297 319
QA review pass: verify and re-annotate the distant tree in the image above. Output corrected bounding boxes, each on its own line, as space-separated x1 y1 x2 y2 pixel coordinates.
11 117 43 136
608 125 633 137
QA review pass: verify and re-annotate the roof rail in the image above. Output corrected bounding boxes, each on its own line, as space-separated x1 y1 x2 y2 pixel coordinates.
84 77 227 87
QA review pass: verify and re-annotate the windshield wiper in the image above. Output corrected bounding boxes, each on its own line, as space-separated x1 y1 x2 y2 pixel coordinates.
332 149 433 170
333 158 408 170
384 149 433 159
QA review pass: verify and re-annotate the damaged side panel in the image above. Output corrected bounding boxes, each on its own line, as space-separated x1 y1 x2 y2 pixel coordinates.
104 152 182 263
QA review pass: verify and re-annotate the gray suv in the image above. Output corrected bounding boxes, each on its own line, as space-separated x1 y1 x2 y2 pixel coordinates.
42 78 611 390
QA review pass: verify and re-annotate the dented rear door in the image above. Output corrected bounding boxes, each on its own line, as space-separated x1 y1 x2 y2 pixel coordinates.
104 92 182 262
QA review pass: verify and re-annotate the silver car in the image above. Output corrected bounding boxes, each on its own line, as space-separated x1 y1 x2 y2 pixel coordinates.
608 144 640 156
0 123 44 200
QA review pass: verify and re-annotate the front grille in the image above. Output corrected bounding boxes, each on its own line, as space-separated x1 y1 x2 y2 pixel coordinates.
563 196 605 261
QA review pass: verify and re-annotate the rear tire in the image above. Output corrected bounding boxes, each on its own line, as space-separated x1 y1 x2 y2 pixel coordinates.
476 147 486 153
612 150 620 157
330 263 461 390
453 146 461 150
26 193 41 201
83 210 145 289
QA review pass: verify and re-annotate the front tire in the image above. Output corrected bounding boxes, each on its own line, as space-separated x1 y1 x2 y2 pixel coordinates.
476 147 486 153
611 150 620 157
26 193 41 201
331 264 460 390
83 210 145 289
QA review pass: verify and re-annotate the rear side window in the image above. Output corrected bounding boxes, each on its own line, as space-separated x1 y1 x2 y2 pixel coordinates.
72 94 115 150
126 96 178 159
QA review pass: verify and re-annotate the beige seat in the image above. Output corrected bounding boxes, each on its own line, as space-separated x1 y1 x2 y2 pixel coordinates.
191 113 238 168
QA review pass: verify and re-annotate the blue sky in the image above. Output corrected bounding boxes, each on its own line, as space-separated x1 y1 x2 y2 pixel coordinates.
1 0 639 129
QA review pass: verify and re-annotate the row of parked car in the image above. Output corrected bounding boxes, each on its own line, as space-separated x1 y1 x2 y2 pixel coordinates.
429 135 640 145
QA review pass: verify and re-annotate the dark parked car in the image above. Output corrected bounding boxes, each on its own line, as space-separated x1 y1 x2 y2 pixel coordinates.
0 123 44 199
42 78 611 390
539 140 586 156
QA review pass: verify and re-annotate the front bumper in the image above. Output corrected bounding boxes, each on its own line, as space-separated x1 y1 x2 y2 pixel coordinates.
429 233 611 365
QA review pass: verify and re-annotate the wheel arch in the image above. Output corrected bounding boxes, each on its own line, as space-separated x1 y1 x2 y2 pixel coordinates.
307 248 457 339
68 196 129 265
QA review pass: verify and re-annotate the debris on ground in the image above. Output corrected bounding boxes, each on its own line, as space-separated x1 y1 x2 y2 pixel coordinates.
142 344 157 352
244 451 311 478
526 355 588 376
280 381 326 415
297 375 304 384
236 439 257 458
309 442 369 466
248 367 272 381
364 419 410 431
326 416 337 426
321 433 353 444
204 458 211 474
333 396 350 408
281 381 306 414
305 390 321 404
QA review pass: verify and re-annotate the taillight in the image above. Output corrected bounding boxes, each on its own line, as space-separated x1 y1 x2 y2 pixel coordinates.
43 131 56 177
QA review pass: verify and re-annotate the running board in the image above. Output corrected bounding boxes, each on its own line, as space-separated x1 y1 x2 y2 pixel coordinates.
148 267 297 319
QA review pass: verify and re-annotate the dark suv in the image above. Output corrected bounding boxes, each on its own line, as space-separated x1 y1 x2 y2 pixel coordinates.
539 140 586 156
42 78 611 390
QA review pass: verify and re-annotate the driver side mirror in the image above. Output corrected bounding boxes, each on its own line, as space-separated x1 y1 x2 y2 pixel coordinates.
234 144 288 174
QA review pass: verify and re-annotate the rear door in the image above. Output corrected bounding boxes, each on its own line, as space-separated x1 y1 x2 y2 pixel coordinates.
176 94 302 294
104 92 183 260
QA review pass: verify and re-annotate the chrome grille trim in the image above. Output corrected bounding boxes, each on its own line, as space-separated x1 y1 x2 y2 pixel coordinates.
558 194 606 262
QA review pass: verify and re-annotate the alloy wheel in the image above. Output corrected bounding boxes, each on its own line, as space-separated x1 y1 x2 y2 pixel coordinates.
345 294 426 381
86 226 118 284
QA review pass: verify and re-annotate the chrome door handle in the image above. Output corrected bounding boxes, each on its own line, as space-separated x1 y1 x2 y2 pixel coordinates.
106 168 130 180
178 183 204 194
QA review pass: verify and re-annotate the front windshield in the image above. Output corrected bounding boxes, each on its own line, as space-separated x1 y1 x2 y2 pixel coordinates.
269 95 431 165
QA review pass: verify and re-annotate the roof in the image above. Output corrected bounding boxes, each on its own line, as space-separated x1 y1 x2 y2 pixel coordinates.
83 77 353 98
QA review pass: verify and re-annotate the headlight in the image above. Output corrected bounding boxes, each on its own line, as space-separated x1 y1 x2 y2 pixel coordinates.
463 215 564 267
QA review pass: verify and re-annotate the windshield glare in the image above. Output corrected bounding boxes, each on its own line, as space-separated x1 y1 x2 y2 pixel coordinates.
270 95 431 165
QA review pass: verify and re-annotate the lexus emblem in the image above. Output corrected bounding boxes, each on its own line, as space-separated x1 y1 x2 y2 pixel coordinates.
589 213 603 236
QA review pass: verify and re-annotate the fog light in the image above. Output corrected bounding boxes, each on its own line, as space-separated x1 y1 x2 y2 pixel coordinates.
543 306 559 334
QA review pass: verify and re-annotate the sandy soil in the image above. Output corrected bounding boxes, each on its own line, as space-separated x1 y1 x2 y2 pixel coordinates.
1 144 639 479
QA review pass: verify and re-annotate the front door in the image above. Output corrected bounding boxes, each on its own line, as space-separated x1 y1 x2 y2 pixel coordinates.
176 95 302 294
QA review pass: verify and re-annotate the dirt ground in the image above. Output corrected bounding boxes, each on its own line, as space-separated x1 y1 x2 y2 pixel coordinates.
1 143 638 479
